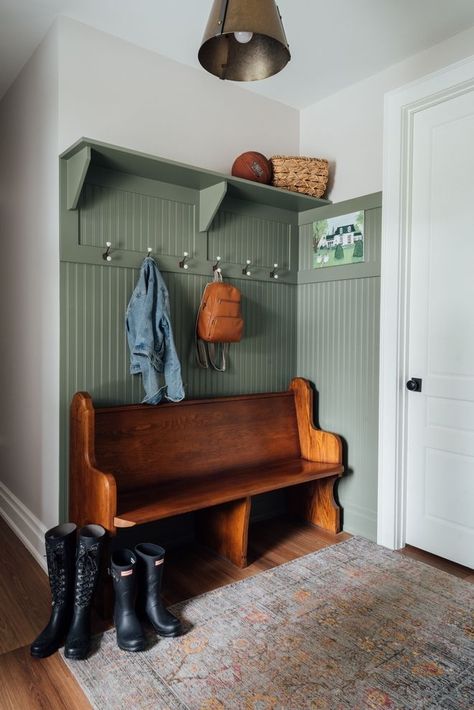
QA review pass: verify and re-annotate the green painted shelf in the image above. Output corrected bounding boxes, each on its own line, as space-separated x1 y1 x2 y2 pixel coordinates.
61 138 331 231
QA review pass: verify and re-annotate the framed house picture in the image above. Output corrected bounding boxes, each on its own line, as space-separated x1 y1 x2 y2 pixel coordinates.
313 210 365 268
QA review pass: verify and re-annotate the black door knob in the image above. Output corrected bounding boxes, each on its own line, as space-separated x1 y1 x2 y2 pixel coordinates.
406 378 422 392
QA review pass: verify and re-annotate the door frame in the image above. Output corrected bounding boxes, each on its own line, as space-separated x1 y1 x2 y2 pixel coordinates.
377 55 474 550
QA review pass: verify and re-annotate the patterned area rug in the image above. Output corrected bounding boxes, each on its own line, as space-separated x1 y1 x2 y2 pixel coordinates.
62 538 474 710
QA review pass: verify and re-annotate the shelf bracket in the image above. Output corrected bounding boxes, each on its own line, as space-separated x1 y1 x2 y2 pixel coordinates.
199 181 227 232
66 146 91 210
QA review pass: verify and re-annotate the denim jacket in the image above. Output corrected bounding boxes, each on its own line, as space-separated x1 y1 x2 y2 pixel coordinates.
126 257 185 404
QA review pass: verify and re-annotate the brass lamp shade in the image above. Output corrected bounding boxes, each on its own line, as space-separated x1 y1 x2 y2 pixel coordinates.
198 0 291 81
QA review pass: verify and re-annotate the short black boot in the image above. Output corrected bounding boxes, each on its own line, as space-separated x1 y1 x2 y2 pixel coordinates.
64 524 106 660
30 523 77 658
135 543 182 637
111 549 147 652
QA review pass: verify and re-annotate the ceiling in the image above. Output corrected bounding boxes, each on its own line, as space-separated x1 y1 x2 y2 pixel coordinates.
1 0 474 108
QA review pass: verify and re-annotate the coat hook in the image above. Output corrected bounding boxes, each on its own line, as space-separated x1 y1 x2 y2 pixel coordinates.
179 251 190 270
242 259 252 277
212 256 222 273
103 241 112 262
270 263 279 280
146 247 153 256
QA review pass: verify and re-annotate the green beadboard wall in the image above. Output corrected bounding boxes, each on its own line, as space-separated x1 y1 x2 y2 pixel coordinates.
209 207 291 272
79 181 195 255
60 155 381 541
60 265 296 406
297 195 382 540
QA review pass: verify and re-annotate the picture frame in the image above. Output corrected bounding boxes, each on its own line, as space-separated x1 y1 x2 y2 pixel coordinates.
313 210 365 269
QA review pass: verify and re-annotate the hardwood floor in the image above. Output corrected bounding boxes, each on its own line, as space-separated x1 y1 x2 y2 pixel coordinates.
0 515 471 710
0 518 51 656
0 517 91 710
397 544 474 582
163 518 351 605
0 645 90 710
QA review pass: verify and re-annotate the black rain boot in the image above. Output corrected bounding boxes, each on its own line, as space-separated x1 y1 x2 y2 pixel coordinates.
30 523 77 658
64 524 106 660
135 543 182 637
111 549 147 652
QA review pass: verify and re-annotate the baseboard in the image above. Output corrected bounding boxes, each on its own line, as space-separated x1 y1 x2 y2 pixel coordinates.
342 502 377 542
0 481 47 571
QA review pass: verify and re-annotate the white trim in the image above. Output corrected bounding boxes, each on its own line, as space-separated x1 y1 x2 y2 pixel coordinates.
377 55 474 550
0 482 47 571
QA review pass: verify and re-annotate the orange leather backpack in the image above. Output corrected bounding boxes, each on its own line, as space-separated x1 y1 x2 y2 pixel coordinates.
196 272 243 371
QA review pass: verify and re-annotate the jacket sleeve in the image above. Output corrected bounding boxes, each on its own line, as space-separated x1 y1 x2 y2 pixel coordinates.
126 258 166 403
160 311 185 402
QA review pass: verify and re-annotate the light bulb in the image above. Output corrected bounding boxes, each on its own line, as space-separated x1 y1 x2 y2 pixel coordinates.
234 31 253 44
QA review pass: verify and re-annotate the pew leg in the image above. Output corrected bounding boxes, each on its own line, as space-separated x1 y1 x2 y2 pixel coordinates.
287 476 342 534
196 497 251 568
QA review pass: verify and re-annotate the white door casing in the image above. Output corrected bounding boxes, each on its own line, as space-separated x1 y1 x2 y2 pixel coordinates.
377 55 474 561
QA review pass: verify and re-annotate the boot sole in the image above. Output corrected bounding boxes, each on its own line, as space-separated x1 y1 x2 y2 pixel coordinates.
64 650 89 660
30 647 59 659
117 643 147 652
150 621 183 639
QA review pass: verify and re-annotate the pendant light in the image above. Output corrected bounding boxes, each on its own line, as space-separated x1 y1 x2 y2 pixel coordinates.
198 0 291 82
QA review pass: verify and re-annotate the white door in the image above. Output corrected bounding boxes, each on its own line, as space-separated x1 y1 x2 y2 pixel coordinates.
405 89 474 568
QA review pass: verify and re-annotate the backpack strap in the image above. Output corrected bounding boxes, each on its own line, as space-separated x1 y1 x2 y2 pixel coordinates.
196 335 211 369
207 342 229 372
195 296 210 369
196 334 229 372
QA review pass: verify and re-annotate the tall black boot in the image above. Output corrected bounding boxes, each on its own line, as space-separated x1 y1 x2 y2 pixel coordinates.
64 524 106 660
30 523 77 658
135 543 182 637
111 549 147 652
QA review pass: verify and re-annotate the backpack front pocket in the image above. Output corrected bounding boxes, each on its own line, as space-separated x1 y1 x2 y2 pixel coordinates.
208 315 244 342
217 298 241 317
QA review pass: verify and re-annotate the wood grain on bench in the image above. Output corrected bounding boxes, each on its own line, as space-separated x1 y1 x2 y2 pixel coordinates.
70 378 344 568
114 458 343 527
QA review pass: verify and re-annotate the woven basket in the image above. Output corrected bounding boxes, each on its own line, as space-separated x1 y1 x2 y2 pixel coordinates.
270 156 329 198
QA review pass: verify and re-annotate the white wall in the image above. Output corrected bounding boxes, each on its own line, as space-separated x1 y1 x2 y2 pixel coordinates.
0 26 59 563
58 17 299 171
301 25 474 202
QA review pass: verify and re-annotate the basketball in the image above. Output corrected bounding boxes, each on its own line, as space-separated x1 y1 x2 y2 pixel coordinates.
231 151 273 184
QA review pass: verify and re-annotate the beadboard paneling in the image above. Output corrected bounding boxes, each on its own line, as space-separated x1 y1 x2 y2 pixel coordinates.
78 182 195 257
208 208 291 271
297 275 380 540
